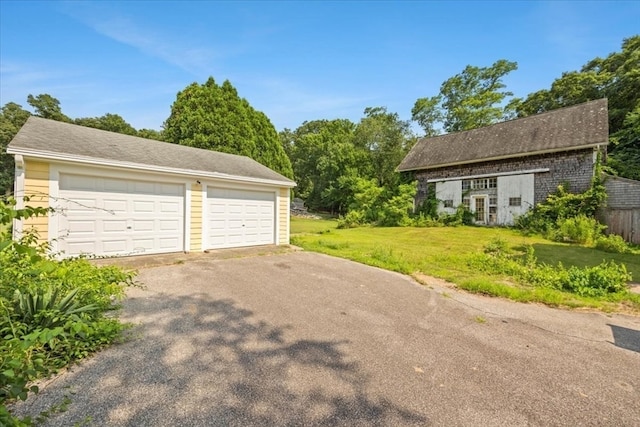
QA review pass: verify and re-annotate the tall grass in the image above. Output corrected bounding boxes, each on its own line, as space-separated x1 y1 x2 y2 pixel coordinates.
291 217 640 312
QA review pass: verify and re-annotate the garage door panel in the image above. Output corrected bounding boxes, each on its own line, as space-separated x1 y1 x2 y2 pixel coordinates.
133 200 154 213
64 198 97 214
103 240 128 253
131 239 154 251
259 205 272 215
61 174 96 191
210 205 226 215
160 184 183 196
133 220 154 232
103 220 127 233
133 182 155 194
228 204 243 215
160 201 180 213
159 237 180 249
67 220 95 234
103 199 127 212
103 179 128 192
58 174 184 257
66 241 98 255
206 187 275 249
160 219 180 231
228 219 243 228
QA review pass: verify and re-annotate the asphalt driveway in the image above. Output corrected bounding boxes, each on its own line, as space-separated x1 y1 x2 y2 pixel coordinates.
11 251 640 426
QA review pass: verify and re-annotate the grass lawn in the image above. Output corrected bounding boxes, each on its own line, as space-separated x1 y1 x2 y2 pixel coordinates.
291 217 640 313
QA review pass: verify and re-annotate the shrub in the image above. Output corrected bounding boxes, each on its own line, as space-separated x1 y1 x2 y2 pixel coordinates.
439 205 474 226
1 199 135 424
411 213 443 227
337 210 365 229
595 234 630 254
470 241 632 298
483 236 510 256
561 261 631 297
553 215 605 244
515 163 607 238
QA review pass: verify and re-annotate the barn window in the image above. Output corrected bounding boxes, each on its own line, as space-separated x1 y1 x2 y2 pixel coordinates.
509 197 522 207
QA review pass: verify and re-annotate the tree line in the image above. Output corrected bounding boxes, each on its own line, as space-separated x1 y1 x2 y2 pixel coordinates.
1 36 638 219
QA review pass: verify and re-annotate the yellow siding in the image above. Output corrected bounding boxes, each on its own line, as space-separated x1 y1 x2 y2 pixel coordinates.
278 188 290 244
190 183 203 251
22 160 50 243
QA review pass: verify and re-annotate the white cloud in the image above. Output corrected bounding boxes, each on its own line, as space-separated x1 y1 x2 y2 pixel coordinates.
60 3 220 76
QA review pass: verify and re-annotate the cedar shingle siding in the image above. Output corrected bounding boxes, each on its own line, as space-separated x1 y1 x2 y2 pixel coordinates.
399 100 609 225
415 149 596 206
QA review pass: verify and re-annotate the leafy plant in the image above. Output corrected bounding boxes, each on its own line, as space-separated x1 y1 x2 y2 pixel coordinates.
553 215 605 244
595 234 631 254
337 210 365 229
515 160 607 240
470 240 632 298
1 198 135 424
12 288 98 330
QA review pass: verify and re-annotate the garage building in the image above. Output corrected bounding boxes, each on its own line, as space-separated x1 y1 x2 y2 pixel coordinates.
7 116 296 258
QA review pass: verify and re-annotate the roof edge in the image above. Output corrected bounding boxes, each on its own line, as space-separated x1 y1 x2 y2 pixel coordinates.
397 142 606 172
8 147 296 188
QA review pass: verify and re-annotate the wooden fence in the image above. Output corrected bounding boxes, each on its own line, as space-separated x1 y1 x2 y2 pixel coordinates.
599 208 640 245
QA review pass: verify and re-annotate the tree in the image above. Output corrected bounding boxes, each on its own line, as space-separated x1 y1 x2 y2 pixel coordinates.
137 128 165 141
280 119 360 212
353 107 415 188
164 77 293 178
514 35 640 179
0 103 31 195
412 59 518 135
27 94 71 122
75 113 138 135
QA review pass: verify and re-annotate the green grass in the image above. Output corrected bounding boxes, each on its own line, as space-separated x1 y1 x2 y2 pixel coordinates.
290 217 338 235
291 217 640 312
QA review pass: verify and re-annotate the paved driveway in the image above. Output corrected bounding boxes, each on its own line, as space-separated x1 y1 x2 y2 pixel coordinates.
12 251 640 426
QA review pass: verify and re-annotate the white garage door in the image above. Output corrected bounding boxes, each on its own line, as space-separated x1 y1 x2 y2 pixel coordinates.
57 174 184 257
207 187 275 249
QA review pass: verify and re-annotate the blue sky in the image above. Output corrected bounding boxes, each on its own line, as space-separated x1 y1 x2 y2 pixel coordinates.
1 1 638 133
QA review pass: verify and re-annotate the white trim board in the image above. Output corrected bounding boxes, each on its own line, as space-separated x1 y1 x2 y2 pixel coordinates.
9 148 296 188
426 168 549 183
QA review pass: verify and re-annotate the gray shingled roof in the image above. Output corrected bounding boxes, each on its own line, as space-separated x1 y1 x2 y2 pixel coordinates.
398 99 609 171
7 116 295 185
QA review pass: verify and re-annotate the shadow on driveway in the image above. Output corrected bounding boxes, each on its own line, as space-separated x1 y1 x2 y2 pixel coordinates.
15 291 427 426
608 324 640 353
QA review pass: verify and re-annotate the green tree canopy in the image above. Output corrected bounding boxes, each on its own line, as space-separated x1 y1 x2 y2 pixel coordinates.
75 113 138 136
280 119 360 212
353 107 415 188
27 94 71 122
513 35 640 179
137 128 165 141
412 59 518 135
164 77 293 178
0 103 31 194
282 108 415 214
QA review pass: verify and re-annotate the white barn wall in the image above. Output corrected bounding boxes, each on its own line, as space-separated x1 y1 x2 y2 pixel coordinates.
435 180 461 214
497 174 534 225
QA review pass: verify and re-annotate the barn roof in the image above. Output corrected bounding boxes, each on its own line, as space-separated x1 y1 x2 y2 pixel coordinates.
398 99 609 172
